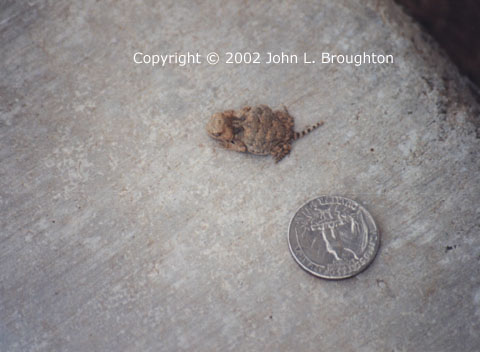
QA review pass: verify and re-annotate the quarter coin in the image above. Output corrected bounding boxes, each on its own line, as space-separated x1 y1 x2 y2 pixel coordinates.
288 195 380 279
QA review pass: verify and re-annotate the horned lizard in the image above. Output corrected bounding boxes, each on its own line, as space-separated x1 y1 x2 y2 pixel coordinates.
206 105 323 162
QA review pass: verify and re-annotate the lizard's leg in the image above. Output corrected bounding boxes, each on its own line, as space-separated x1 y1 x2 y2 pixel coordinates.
271 142 292 163
277 105 294 127
222 139 247 153
232 108 248 128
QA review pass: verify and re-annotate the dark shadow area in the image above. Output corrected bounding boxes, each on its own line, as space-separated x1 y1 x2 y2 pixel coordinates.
395 0 480 88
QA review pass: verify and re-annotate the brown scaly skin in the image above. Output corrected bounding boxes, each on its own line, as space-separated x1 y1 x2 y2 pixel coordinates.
206 105 323 162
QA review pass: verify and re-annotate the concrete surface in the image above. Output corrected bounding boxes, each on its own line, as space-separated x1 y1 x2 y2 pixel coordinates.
1 0 479 351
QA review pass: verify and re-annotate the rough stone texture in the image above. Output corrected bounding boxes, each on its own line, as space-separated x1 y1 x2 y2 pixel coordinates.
1 1 479 351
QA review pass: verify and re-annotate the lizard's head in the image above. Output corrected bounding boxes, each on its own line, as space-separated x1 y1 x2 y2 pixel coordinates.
206 112 234 141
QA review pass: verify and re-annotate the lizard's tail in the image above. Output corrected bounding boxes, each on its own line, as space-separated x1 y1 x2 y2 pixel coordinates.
293 121 324 140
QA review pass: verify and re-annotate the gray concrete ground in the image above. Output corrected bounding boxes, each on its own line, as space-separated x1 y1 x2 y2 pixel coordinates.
1 1 479 351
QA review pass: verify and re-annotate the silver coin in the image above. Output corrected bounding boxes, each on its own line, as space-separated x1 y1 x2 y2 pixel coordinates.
288 195 380 279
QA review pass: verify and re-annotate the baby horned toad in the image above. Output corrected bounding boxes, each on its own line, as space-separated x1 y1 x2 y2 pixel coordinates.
206 105 323 162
